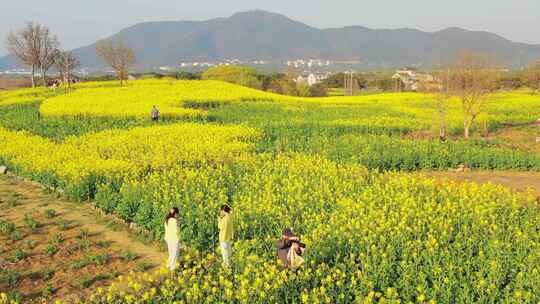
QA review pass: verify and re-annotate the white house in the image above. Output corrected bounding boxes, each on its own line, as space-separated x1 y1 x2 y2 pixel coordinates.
392 68 435 91
295 73 329 86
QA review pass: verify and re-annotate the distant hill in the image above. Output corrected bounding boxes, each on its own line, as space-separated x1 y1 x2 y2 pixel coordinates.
2 10 540 70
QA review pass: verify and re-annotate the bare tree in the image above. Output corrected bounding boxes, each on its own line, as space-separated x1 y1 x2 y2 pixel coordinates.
5 22 44 87
430 68 452 141
55 50 79 88
448 51 499 139
525 59 540 94
37 27 60 86
96 39 135 86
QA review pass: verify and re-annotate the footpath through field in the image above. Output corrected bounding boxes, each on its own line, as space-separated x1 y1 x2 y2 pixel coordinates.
0 174 167 271
422 171 540 197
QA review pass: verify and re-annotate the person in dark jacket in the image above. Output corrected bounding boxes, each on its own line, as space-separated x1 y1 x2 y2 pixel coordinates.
151 105 159 122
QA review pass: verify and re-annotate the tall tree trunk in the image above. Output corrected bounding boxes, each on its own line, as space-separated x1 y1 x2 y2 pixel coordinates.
30 64 36 88
439 121 447 141
464 117 471 139
40 65 46 87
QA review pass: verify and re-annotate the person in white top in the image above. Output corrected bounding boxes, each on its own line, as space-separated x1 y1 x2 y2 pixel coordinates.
164 207 180 271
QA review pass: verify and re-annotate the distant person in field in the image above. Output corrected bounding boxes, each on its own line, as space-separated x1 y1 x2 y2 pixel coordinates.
151 105 159 122
218 204 234 268
276 228 305 270
164 207 180 271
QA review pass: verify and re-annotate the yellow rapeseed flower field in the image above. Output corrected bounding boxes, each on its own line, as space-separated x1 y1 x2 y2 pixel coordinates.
0 80 539 303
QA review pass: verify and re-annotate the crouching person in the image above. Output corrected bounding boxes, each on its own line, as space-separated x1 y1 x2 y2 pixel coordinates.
276 228 306 270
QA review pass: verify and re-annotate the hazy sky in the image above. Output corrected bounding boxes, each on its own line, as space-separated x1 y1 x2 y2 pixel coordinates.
1 0 539 56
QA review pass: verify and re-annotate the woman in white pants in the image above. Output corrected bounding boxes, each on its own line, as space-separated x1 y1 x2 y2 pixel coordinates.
218 205 234 268
164 207 180 271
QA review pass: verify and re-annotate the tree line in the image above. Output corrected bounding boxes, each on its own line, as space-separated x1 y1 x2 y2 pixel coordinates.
5 22 136 88
6 22 79 88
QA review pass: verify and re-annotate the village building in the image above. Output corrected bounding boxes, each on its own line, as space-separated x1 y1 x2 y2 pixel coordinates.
392 68 436 92
294 72 329 86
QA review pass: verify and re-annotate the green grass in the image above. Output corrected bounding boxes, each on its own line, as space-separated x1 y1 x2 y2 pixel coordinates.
0 102 205 142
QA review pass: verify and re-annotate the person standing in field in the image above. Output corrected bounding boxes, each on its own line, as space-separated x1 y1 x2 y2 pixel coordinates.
164 207 180 271
151 105 159 122
218 205 234 268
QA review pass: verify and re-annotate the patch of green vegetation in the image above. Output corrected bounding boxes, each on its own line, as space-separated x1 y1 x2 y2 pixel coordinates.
95 240 111 248
0 102 195 141
40 267 55 281
11 248 27 262
72 275 93 290
24 239 37 250
77 228 90 239
45 244 59 256
134 262 152 273
9 231 23 241
44 209 57 219
41 284 55 298
71 253 109 270
121 249 138 262
56 219 70 230
0 269 21 287
23 213 40 232
0 220 16 235
72 238 91 252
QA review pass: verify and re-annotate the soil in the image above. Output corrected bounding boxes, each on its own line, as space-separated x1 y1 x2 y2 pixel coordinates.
421 170 540 197
0 175 166 303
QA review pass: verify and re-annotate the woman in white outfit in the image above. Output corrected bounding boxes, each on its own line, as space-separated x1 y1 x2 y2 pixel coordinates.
164 207 180 271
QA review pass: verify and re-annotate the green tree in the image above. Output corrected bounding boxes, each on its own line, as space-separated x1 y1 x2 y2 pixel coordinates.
323 72 366 89
202 65 262 89
297 82 312 97
525 59 540 93
267 79 298 96
310 83 328 97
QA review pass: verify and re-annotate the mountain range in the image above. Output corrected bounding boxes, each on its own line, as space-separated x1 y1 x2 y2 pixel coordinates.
1 10 540 70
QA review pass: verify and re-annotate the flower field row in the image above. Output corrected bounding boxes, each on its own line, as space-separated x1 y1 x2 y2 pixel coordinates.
3 153 538 303
40 80 295 118
30 154 538 304
0 123 259 200
0 87 56 106
39 80 540 137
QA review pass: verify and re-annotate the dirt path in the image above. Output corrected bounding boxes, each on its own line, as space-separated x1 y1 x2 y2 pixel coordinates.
421 171 540 197
0 174 166 270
